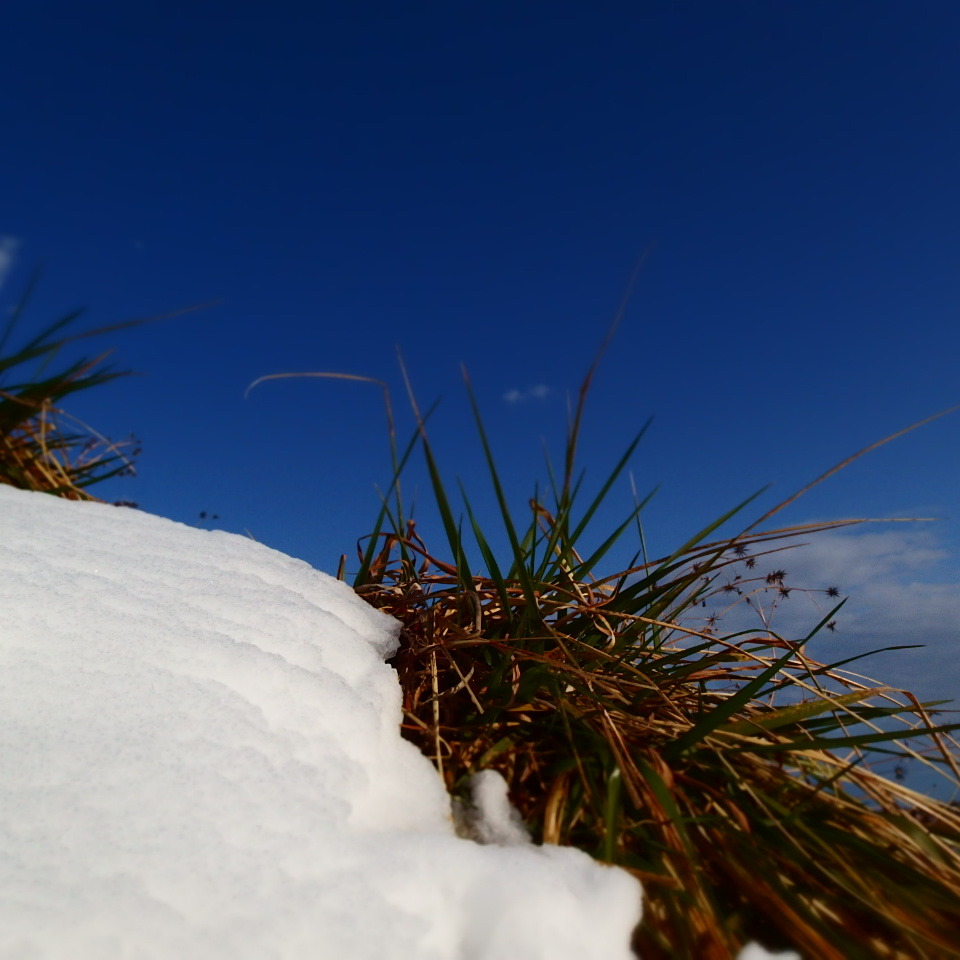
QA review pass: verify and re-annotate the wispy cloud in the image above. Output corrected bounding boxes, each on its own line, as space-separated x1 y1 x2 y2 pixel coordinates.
694 527 960 705
0 235 21 293
503 384 551 404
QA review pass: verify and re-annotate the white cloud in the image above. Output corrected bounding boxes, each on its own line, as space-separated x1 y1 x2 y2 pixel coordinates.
691 526 960 707
0 235 21 293
503 384 551 404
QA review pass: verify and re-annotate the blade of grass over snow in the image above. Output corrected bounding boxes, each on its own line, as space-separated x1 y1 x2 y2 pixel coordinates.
253 326 960 958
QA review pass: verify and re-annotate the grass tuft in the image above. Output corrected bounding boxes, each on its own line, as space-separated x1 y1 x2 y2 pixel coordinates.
254 341 960 957
0 271 208 501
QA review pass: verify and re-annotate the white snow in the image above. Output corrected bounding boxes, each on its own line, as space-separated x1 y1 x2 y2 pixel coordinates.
452 770 532 847
0 486 797 959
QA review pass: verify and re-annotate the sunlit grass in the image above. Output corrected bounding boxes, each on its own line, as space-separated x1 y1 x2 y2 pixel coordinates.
250 331 960 957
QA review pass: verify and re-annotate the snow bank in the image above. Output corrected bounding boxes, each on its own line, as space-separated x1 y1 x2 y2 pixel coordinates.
0 486 798 959
0 487 640 959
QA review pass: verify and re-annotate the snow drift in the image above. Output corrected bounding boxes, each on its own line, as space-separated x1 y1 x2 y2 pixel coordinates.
0 487 796 959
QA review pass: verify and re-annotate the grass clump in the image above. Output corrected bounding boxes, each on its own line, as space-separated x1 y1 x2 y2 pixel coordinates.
0 272 208 502
0 272 144 500
252 339 960 958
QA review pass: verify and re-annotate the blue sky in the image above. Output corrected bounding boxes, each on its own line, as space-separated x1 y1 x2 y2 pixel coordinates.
3 2 959 793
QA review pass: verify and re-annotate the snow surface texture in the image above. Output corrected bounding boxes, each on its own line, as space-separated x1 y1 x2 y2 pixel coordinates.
0 487 797 959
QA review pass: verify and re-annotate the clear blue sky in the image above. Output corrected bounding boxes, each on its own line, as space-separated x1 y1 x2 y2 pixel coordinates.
3 2 960 789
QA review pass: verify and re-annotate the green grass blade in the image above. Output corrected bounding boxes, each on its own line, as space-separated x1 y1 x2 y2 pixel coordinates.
418 434 473 588
601 766 622 863
461 369 540 619
717 689 885 737
567 418 653 546
663 642 804 760
739 722 960 755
